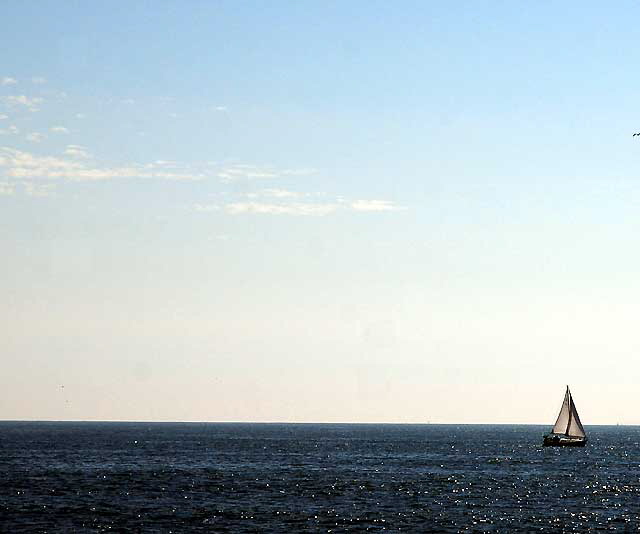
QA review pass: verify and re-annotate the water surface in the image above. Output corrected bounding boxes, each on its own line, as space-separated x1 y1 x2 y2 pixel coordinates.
1 422 638 531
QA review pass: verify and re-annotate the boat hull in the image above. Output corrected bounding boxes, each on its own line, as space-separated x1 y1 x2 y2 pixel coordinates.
543 434 587 447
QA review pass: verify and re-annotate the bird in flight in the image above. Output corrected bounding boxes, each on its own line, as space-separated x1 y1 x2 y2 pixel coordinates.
633 133 640 137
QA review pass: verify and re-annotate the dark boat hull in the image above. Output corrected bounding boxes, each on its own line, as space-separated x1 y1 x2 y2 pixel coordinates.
543 434 587 447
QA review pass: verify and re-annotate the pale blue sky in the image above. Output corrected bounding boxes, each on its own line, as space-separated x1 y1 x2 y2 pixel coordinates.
2 2 640 423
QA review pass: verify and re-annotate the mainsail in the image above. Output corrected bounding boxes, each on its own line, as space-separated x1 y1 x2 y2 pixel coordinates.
551 386 586 438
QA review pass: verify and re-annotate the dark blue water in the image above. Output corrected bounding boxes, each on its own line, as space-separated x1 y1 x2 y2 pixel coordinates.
1 423 640 532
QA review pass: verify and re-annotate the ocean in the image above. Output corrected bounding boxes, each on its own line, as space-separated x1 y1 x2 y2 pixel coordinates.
1 422 639 532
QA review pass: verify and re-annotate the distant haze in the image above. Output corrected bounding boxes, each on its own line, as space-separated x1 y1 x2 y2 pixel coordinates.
2 2 640 424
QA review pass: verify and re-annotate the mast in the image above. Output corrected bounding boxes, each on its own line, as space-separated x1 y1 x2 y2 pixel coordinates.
565 386 572 436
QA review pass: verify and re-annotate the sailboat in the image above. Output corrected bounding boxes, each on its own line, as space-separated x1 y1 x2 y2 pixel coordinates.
543 386 587 447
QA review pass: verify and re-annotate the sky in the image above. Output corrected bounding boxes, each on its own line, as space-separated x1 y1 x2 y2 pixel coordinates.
2 1 640 424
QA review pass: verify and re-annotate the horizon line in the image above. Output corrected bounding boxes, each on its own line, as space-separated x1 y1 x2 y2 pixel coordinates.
0 419 631 426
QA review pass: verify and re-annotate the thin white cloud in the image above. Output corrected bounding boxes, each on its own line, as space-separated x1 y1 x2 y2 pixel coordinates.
0 147 205 182
280 168 318 177
0 181 15 195
64 145 91 159
264 189 303 198
1 77 17 86
218 165 278 181
144 160 180 169
194 203 220 212
2 95 43 111
0 125 18 135
26 132 45 143
23 181 55 197
216 195 406 217
0 129 401 212
225 201 339 216
217 164 316 182
351 199 406 212
245 188 326 200
213 106 228 112
0 114 7 120
31 77 46 85
0 148 81 178
75 113 86 119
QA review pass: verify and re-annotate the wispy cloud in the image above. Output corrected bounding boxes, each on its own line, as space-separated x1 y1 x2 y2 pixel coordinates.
280 168 317 177
221 198 406 216
1 145 405 212
225 201 339 216
0 125 18 135
2 95 43 111
0 147 84 178
26 132 45 143
246 188 316 199
194 203 220 212
217 164 317 182
351 199 406 212
218 165 278 181
0 80 404 214
0 147 206 182
200 190 407 217
23 181 55 197
64 145 91 159
0 181 15 195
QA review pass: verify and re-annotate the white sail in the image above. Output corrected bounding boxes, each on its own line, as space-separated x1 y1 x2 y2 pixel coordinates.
567 393 586 438
551 386 586 438
552 387 571 434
